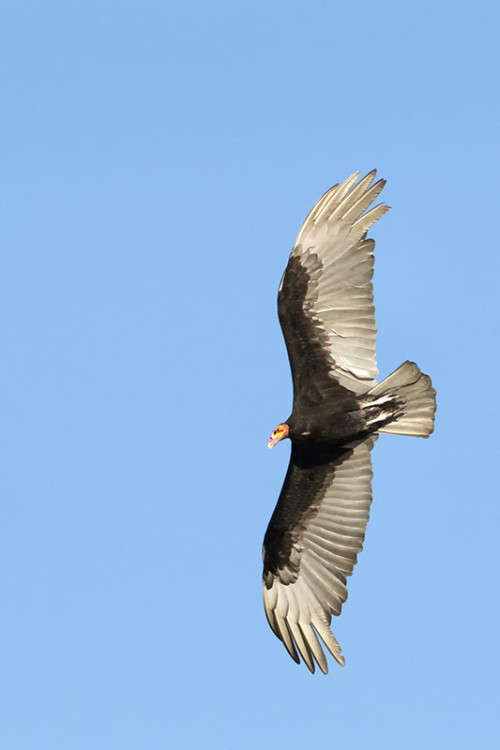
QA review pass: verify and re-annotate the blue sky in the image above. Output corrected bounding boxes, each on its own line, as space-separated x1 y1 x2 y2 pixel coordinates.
2 2 499 748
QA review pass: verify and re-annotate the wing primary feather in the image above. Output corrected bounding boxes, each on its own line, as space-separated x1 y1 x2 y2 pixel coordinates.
298 620 328 674
298 575 346 666
273 608 300 664
321 171 363 221
326 170 378 223
342 179 386 223
307 171 361 228
287 620 316 673
263 586 280 637
310 611 345 667
352 203 390 237
306 183 340 225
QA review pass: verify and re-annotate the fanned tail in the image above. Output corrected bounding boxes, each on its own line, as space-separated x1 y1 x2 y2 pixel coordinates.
367 361 436 438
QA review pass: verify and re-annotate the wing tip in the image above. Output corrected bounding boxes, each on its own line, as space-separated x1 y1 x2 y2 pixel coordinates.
263 579 348 674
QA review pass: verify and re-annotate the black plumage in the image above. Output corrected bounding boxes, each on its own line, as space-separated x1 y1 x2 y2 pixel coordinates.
263 171 436 673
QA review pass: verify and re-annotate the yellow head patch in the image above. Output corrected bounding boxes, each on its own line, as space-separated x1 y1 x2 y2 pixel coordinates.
268 423 289 449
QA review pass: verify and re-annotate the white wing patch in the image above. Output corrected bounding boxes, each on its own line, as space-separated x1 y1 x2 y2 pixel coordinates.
292 171 390 393
263 437 377 673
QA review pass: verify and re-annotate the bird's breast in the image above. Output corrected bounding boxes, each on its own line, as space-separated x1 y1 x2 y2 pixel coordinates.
289 402 368 445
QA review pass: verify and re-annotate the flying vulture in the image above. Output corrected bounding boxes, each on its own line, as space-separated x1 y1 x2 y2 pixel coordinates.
264 170 436 673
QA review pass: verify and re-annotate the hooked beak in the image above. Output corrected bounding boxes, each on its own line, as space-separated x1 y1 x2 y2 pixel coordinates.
268 424 289 449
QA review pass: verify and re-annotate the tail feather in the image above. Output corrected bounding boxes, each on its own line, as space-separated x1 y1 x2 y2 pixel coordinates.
367 361 436 438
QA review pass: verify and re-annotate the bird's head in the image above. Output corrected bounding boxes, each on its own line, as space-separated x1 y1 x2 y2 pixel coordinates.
268 423 290 449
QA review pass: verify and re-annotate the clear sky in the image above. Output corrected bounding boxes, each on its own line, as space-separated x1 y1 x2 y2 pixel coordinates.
2 2 499 748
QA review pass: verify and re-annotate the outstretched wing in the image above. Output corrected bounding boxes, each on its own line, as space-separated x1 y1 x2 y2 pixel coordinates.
278 171 389 407
262 436 377 673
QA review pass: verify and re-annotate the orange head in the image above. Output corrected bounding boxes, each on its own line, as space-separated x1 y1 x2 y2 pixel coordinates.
268 423 290 449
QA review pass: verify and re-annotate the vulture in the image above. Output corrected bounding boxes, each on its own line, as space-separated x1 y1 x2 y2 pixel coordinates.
264 170 436 673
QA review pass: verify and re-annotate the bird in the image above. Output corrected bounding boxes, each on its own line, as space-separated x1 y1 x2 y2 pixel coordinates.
264 170 436 674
